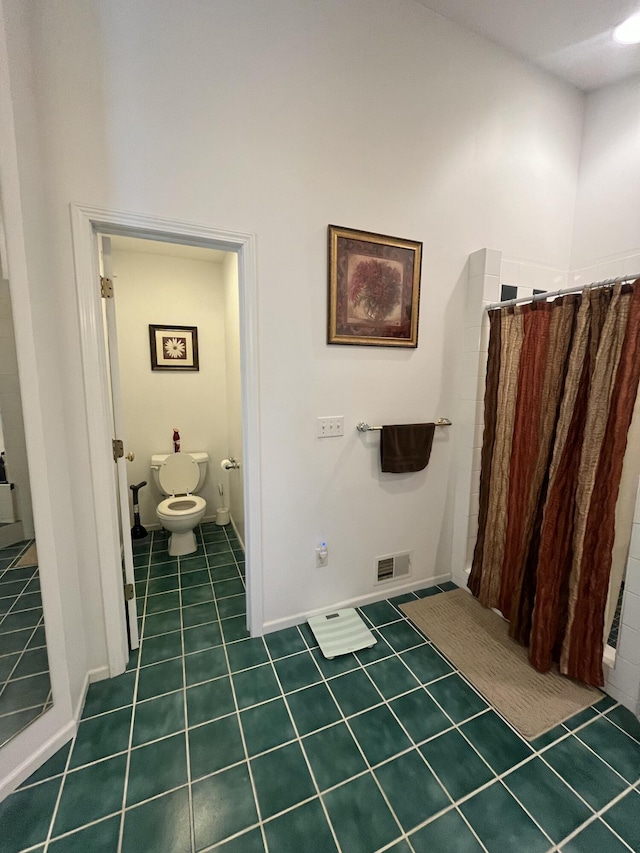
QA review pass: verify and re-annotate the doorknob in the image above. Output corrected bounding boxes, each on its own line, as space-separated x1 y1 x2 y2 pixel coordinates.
126 452 135 462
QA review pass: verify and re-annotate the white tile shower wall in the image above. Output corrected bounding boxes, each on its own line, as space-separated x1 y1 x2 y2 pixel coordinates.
500 257 568 296
569 248 640 289
451 249 501 588
607 484 640 713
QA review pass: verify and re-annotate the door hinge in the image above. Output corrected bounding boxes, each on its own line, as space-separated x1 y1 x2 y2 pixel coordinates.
124 583 134 601
112 438 124 461
100 276 113 298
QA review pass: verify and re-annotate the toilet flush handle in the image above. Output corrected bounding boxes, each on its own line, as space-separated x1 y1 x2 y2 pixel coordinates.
126 452 135 462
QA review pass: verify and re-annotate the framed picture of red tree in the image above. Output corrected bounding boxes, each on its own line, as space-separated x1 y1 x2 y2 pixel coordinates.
327 225 422 347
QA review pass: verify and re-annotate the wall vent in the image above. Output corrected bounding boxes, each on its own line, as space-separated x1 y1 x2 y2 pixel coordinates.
375 551 412 583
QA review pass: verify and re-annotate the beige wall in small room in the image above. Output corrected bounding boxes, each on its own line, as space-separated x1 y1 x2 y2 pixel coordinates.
111 245 234 529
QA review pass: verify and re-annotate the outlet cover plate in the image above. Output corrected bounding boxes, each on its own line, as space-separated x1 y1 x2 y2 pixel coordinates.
317 416 344 438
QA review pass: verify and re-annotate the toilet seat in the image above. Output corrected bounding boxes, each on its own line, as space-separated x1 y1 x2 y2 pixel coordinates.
157 495 206 517
158 453 200 496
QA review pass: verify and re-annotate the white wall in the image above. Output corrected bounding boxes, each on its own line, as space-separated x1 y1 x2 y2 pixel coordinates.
5 0 584 643
111 246 230 527
570 75 640 714
570 75 640 270
222 253 244 544
0 0 87 796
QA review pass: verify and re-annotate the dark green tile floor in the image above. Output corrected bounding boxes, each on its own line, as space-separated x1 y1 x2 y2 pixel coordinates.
2 522 640 852
0 540 52 747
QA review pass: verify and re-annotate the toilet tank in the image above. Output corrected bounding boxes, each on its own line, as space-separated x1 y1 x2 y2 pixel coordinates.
151 452 209 495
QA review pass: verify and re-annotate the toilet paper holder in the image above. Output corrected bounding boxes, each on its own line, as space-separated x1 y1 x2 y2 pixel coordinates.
221 457 240 470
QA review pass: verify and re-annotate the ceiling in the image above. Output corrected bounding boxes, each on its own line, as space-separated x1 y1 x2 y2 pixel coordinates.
415 0 640 91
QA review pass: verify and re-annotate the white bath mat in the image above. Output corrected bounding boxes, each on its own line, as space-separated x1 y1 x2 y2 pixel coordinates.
308 608 377 659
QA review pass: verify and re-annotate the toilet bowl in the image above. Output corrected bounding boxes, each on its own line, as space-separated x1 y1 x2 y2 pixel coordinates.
151 452 209 556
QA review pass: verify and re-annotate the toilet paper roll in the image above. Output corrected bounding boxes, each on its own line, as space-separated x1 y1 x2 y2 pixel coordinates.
221 458 236 470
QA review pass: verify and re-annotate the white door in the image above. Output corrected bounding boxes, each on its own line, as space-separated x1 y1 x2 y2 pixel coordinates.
99 235 139 650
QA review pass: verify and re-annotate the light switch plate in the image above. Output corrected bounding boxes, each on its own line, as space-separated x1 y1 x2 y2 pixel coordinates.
316 416 344 437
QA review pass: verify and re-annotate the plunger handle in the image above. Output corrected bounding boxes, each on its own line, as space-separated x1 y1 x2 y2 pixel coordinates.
130 481 147 505
129 481 149 541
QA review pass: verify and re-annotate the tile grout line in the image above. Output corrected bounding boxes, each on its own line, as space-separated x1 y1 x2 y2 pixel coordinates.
261 633 345 853
397 627 600 850
551 778 639 852
177 548 197 853
0 560 38 630
534 734 640 849
71 685 494 787
46 600 624 844
0 610 50 749
541 704 640 782
114 535 152 853
9 571 639 853
0 594 37 629
598 709 640 748
0 580 44 702
379 596 640 851
391 607 638 851
178 525 253 853
355 605 492 853
295 623 453 797
40 693 81 851
296 614 431 852
360 603 583 851
201 526 270 853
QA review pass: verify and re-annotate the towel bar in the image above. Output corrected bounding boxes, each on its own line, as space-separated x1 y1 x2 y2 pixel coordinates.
356 418 452 432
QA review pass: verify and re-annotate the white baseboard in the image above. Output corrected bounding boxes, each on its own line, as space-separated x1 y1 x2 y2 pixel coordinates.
89 665 111 683
0 662 111 800
229 516 244 551
0 719 76 800
73 665 109 724
261 574 451 635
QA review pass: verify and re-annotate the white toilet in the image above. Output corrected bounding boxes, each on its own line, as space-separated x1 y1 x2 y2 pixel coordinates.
151 452 209 556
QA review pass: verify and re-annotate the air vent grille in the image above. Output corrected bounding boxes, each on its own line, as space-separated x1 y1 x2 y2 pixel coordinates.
375 551 412 583
377 557 395 581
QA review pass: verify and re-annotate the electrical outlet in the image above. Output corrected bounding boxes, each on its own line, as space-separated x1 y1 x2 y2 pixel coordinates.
316 542 328 568
316 416 344 438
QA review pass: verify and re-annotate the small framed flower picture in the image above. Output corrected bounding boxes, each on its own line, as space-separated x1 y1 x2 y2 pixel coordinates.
149 324 199 371
327 225 422 347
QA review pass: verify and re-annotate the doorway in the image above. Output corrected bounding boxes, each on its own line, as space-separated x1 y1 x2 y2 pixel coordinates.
70 205 263 678
104 234 247 652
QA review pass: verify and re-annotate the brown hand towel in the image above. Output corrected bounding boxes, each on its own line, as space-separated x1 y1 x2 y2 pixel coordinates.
380 423 436 473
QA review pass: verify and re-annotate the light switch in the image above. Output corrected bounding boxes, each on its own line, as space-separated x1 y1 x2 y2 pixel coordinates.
317 416 344 437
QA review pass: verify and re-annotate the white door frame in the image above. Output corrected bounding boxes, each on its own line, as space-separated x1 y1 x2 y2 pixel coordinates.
100 235 139 651
70 204 263 676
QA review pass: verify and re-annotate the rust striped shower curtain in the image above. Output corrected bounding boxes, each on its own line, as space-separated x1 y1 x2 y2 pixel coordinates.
468 281 640 687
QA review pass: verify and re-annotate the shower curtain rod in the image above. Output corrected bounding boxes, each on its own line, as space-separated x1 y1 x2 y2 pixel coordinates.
485 273 640 311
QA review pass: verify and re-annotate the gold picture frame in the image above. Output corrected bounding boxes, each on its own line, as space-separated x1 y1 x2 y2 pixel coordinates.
149 324 199 371
327 225 422 347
